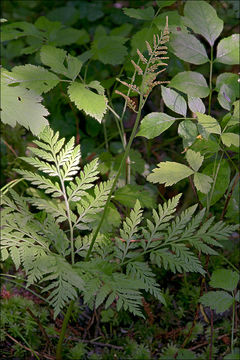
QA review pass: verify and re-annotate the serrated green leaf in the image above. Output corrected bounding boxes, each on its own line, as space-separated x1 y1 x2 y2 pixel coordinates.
200 291 233 313
1 70 49 135
198 159 230 206
169 33 209 65
123 7 155 20
147 162 194 186
68 82 107 123
221 133 240 147
92 35 128 65
193 173 213 194
137 112 176 139
178 120 198 148
1 21 43 42
186 149 204 172
210 269 239 292
10 65 59 94
170 71 209 98
196 112 221 135
216 34 240 65
40 45 82 80
188 96 206 114
161 86 187 116
183 1 223 46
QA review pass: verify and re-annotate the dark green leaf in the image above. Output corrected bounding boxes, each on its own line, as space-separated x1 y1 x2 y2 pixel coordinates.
216 34 240 65
170 71 209 98
123 7 155 21
137 112 176 139
161 86 187 116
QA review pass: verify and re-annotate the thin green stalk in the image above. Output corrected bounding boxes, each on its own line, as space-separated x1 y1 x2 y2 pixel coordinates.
85 94 144 261
56 300 74 360
208 46 214 115
231 291 235 353
102 118 109 151
206 152 224 216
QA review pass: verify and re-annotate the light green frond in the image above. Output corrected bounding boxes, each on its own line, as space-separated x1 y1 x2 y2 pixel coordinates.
20 156 58 176
67 158 99 202
57 137 75 166
15 170 62 197
61 145 81 181
27 197 67 223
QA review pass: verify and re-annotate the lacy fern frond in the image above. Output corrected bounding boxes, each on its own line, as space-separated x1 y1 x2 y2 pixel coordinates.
40 256 84 318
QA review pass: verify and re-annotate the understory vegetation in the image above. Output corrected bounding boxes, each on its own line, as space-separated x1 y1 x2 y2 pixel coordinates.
0 0 239 359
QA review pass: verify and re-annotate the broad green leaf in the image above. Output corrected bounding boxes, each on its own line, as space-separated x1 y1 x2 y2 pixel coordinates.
184 1 223 46
215 73 239 93
137 113 176 139
1 21 43 42
217 84 237 111
40 45 82 80
40 45 67 75
10 65 59 94
130 27 157 54
92 35 128 65
154 11 187 34
198 159 230 206
110 23 133 37
186 149 203 172
200 291 233 314
123 7 155 20
52 27 86 47
221 133 240 147
161 86 187 116
216 34 240 65
178 120 198 147
210 269 239 292
147 162 194 186
156 0 176 10
193 173 213 194
170 72 209 98
1 69 49 135
68 82 107 123
46 6 80 26
114 185 156 209
188 96 206 114
169 33 209 65
196 113 221 135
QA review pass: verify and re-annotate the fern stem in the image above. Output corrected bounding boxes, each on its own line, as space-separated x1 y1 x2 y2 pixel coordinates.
208 46 214 115
56 299 74 360
85 94 144 261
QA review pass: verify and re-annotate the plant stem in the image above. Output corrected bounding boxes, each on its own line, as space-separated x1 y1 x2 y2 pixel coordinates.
208 46 214 115
231 291 235 353
85 94 144 261
56 300 74 360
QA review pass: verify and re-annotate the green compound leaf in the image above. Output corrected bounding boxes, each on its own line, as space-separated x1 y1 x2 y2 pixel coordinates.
92 35 128 65
193 173 213 194
216 34 240 65
170 71 209 98
178 120 198 148
196 112 221 135
169 33 209 65
221 133 240 148
186 149 204 172
40 45 82 80
123 6 155 20
68 81 107 123
161 86 187 116
147 162 194 186
210 269 239 292
137 112 176 139
215 73 239 111
10 65 60 94
183 1 223 46
1 69 49 135
200 291 233 314
188 96 206 114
